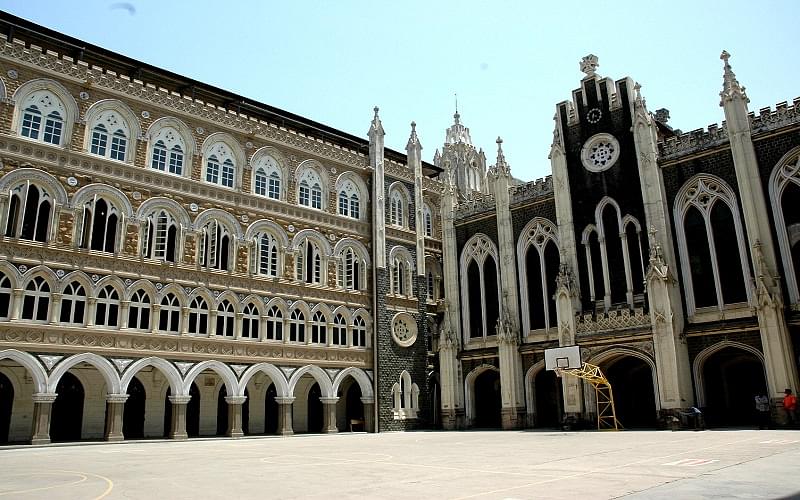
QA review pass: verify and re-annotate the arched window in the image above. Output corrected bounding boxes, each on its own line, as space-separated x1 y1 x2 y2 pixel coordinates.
353 315 367 347
60 281 86 325
332 313 347 346
199 220 232 271
79 196 121 253
296 238 323 284
297 167 324 210
256 232 280 277
216 300 235 337
4 182 53 242
95 285 120 328
149 127 185 175
252 154 282 200
674 175 752 315
22 276 50 322
391 371 419 420
460 235 500 339
427 271 435 301
0 273 11 319
337 180 361 219
266 305 283 341
143 210 179 262
339 247 363 291
89 111 130 161
204 141 238 189
770 150 800 304
159 293 181 333
188 296 209 335
128 289 151 331
289 309 305 343
311 310 327 344
19 90 65 145
423 204 433 237
389 189 406 227
241 302 260 340
390 248 413 297
518 219 560 333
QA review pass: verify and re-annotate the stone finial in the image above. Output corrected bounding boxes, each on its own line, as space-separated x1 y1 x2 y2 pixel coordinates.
373 106 379 119
494 136 510 176
369 105 384 137
580 54 599 78
406 121 421 150
720 50 748 104
654 108 670 124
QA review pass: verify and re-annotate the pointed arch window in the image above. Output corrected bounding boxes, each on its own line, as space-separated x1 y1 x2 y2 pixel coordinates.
256 232 280 278
424 205 433 237
311 310 327 344
289 309 305 343
143 210 179 262
149 126 185 175
199 220 231 271
216 300 235 337
332 313 347 346
79 196 121 253
391 371 419 420
159 293 181 333
337 180 361 219
426 271 435 301
0 273 10 319
22 276 50 322
674 175 752 316
389 190 405 227
128 289 151 331
60 281 86 325
21 103 63 145
297 167 324 210
390 250 414 297
353 315 367 347
338 246 364 291
518 219 560 333
296 238 323 284
253 155 283 200
188 296 209 335
242 302 260 340
460 235 501 339
89 110 130 162
770 151 800 305
4 182 53 242
95 285 120 328
266 305 283 341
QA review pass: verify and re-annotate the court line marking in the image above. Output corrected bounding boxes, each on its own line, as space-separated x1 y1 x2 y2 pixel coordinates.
450 434 762 499
0 471 88 497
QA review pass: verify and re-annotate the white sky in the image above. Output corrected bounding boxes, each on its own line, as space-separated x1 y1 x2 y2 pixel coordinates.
4 0 799 181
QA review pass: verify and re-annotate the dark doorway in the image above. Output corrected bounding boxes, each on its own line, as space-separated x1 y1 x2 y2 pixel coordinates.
473 369 501 428
430 378 441 429
164 388 172 438
164 383 200 437
264 383 278 434
344 381 363 432
702 347 767 427
307 382 323 433
534 369 563 428
123 376 146 439
51 372 85 442
242 388 250 435
604 356 657 428
0 372 12 443
216 385 228 436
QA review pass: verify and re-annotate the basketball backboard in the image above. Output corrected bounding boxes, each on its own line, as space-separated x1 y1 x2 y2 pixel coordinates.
544 345 582 371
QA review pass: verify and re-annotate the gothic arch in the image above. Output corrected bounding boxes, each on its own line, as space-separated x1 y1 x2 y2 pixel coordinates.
144 116 197 157
334 238 371 267
47 353 121 394
290 228 333 255
124 279 157 301
769 146 800 304
0 349 47 394
587 347 660 412
181 361 238 397
71 183 134 218
332 367 374 399
193 208 243 240
523 360 546 419
11 78 79 143
594 196 623 237
288 365 334 399
57 270 93 295
517 217 560 334
82 99 141 163
459 234 501 341
236 362 290 398
120 357 183 395
464 364 499 423
244 219 289 247
0 168 68 206
201 132 246 189
692 341 766 407
136 197 191 228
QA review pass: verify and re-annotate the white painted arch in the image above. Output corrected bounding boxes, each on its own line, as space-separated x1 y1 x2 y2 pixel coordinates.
47 352 121 394
332 367 374 399
288 364 334 399
464 363 499 424
0 349 47 394
120 357 183 394
236 362 290 398
181 360 238 397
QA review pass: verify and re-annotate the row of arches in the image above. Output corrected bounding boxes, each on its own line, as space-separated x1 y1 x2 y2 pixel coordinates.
463 342 769 430
0 265 372 346
0 350 374 443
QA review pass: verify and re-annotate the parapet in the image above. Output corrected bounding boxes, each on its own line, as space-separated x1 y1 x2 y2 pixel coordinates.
510 175 554 206
749 98 800 134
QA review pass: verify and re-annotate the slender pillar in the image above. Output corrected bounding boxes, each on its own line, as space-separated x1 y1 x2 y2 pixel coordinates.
225 395 246 438
168 395 191 440
275 397 294 436
554 264 584 417
320 397 339 433
30 393 57 445
10 289 23 320
105 394 128 442
361 398 375 432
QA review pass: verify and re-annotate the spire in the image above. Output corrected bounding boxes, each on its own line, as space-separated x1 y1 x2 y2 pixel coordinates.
494 137 510 176
719 50 748 105
445 109 472 145
406 121 422 152
368 106 385 138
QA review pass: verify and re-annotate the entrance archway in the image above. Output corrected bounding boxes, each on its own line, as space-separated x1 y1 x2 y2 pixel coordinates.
0 372 12 443
242 388 250 435
307 383 323 433
51 372 85 442
216 385 228 436
343 382 363 432
601 355 657 428
701 346 767 427
473 369 501 428
264 383 278 434
123 376 146 439
534 369 562 428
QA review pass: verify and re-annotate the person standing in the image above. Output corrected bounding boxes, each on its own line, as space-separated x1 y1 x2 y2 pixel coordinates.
754 394 770 429
783 389 797 428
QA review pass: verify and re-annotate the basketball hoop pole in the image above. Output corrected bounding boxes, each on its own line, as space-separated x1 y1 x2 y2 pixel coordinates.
555 363 622 431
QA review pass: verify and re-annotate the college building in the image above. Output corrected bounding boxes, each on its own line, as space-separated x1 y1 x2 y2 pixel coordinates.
0 12 798 443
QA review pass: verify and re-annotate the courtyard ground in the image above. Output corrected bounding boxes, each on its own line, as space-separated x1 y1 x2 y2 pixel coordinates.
1 429 800 499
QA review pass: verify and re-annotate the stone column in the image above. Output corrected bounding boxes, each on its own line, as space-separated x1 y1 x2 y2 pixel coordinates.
105 393 128 442
225 395 246 438
719 52 798 396
10 289 23 320
554 264 584 417
275 397 294 436
180 307 190 335
119 300 131 329
320 397 339 433
86 298 98 327
30 393 57 445
234 313 243 340
407 122 426 280
168 395 191 440
151 304 162 334
361 397 375 432
49 293 62 325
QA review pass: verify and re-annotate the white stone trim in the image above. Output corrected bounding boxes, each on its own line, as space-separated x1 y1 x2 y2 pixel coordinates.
459 233 501 342
692 341 766 406
517 218 559 336
769 147 800 305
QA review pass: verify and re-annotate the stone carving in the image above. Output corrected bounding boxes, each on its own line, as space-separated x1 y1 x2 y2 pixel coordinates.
174 362 194 375
509 176 553 206
576 308 651 335
580 54 599 77
112 358 133 373
37 354 63 371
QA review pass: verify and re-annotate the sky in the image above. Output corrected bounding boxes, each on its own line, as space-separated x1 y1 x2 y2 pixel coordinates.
3 1 799 181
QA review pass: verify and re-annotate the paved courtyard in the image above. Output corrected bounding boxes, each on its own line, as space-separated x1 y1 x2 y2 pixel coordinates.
1 429 800 499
